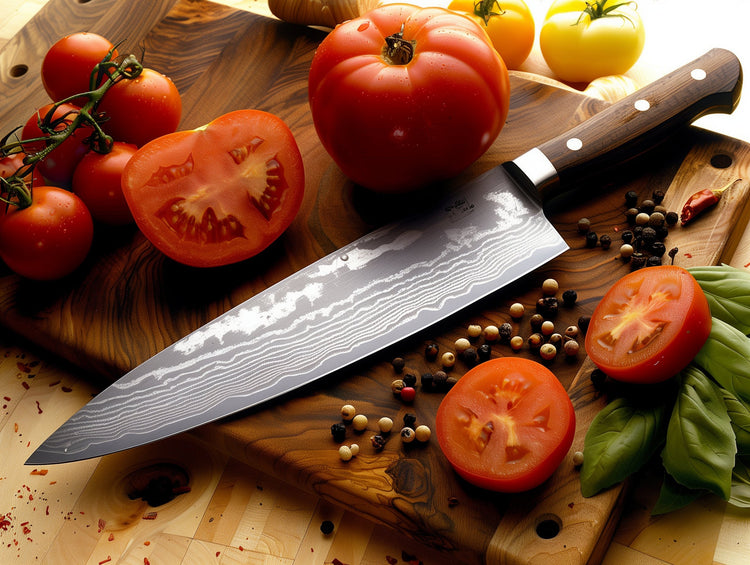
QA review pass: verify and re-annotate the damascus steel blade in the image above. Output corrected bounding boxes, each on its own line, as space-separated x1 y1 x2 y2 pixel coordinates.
27 165 567 464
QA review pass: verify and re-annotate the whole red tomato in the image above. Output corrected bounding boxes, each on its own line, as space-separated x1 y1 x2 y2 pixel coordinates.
121 109 304 268
97 68 182 147
21 103 92 188
72 141 137 225
308 4 510 193
41 32 118 104
0 186 94 280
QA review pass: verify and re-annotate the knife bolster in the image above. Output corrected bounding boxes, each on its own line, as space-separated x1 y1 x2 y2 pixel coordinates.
504 148 559 205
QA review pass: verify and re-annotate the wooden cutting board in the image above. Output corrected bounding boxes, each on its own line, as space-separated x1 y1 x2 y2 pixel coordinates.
2 1 750 563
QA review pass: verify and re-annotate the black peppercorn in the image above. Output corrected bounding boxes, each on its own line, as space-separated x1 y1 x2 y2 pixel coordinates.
403 373 417 387
585 231 598 247
462 347 478 366
641 226 657 244
630 252 647 270
639 199 655 214
562 289 577 306
477 343 491 361
403 413 417 428
391 357 405 373
625 190 638 207
320 520 335 535
421 372 434 391
665 211 679 226
625 208 639 224
578 315 591 333
433 370 447 390
646 255 663 267
370 434 387 450
530 313 544 331
650 241 666 257
599 234 612 249
652 189 665 204
536 296 559 318
498 322 512 343
425 342 439 360
621 230 634 243
331 423 346 442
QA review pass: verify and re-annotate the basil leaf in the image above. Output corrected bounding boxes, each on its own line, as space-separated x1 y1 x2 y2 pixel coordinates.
693 317 750 406
662 365 736 500
580 395 670 497
730 457 750 508
688 265 750 334
652 472 704 515
718 386 750 456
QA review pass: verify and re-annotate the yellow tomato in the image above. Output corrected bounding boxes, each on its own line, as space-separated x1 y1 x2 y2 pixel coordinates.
448 0 535 70
540 0 645 83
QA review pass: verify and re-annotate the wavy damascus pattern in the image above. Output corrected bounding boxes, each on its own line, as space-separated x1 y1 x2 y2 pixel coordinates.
28 166 568 463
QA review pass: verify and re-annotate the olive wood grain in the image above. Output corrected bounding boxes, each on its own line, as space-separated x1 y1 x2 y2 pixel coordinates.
2 1 750 564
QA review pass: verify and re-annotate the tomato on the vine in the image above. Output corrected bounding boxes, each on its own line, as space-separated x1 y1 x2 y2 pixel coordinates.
41 32 118 104
97 68 182 147
585 265 712 384
22 103 92 188
308 4 510 193
72 141 137 225
448 0 535 70
436 357 576 492
0 186 94 280
121 109 305 268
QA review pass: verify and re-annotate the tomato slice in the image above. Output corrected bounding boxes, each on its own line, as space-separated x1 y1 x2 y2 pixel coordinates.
121 110 305 268
436 357 575 492
585 265 712 384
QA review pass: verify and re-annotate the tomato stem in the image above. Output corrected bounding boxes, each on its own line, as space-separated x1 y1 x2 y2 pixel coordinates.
575 0 638 27
383 24 416 66
0 52 144 210
473 0 505 25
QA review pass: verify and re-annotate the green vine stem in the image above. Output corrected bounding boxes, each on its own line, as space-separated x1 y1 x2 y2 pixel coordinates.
0 50 144 209
575 0 638 27
473 0 505 25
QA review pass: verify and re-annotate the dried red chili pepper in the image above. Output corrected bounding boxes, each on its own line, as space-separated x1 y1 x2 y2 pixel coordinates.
680 178 741 225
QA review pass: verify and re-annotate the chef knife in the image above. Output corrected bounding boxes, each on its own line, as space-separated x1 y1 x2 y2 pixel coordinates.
27 48 742 465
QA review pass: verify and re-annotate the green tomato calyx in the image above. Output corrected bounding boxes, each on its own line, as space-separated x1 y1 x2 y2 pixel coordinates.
383 24 416 66
473 0 505 25
576 0 638 27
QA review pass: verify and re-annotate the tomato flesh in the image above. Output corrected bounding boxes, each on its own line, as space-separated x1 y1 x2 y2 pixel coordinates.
585 265 712 384
121 109 304 268
436 357 575 492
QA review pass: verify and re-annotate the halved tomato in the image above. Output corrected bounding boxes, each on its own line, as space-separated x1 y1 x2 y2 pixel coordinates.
436 357 575 492
585 265 712 384
121 109 304 268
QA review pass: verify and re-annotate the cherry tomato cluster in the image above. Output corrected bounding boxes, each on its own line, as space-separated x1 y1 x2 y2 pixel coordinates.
0 32 182 280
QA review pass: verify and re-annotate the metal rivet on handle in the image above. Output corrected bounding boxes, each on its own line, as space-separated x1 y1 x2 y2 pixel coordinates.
691 68 707 80
566 138 583 151
634 99 650 111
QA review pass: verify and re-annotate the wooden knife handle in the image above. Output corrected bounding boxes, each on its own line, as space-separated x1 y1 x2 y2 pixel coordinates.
531 48 743 201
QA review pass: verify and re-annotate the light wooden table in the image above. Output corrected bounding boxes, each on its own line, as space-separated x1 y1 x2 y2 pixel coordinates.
2 2 750 564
